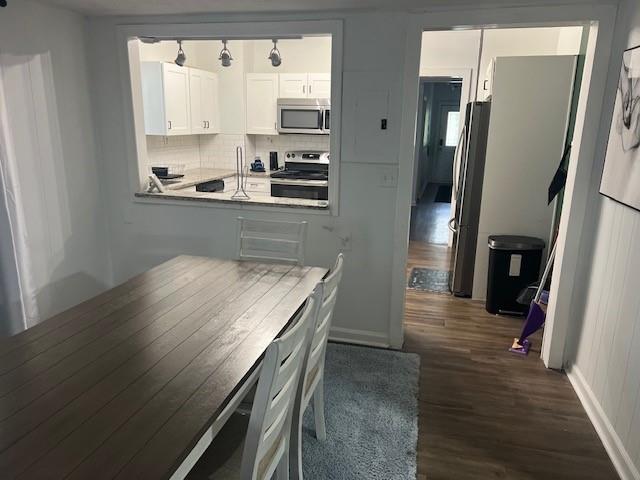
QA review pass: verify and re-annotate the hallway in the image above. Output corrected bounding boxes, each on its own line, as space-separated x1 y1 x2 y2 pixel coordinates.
410 184 453 246
402 241 618 479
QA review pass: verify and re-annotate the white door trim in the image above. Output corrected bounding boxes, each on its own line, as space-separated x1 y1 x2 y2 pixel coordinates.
388 3 618 374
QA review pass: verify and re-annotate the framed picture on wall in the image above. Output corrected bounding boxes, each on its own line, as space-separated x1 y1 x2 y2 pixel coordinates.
600 44 640 211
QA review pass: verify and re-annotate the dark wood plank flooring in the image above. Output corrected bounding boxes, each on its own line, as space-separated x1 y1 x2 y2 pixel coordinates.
410 185 453 245
403 242 618 480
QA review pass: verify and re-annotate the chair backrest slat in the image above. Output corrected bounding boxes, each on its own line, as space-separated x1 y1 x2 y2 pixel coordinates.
301 254 344 404
237 217 307 266
240 285 322 480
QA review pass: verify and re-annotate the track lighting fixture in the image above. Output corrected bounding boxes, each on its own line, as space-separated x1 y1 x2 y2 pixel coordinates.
174 40 186 67
219 40 232 67
268 39 282 67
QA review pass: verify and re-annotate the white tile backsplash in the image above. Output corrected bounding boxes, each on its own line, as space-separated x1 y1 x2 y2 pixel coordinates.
252 135 330 171
144 133 329 173
145 135 201 172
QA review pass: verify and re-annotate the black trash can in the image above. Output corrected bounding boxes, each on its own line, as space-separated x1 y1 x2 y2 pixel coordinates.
486 235 545 315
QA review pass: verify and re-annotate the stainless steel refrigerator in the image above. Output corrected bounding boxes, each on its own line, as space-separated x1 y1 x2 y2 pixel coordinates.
449 101 491 297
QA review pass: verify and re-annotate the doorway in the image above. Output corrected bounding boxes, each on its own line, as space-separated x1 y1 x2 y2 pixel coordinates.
407 78 462 292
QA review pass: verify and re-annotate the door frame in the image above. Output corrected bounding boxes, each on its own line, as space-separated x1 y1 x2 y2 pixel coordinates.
387 4 620 372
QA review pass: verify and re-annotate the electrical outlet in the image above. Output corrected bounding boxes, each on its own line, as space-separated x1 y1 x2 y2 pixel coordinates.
378 166 398 188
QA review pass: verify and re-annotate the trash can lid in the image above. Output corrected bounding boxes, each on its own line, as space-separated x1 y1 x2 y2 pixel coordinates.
488 235 545 251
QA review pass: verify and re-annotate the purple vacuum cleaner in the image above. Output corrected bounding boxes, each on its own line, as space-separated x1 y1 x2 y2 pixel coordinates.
509 240 557 355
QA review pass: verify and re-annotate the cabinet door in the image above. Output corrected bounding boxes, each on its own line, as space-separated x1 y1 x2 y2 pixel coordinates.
246 74 279 135
162 63 191 135
189 68 205 134
278 73 308 98
202 72 220 133
308 73 331 99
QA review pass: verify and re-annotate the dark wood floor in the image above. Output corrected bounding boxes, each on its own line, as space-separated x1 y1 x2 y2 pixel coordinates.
403 242 618 480
410 185 453 245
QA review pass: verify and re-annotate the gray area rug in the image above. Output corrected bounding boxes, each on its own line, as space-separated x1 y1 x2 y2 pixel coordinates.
302 343 420 480
407 267 451 293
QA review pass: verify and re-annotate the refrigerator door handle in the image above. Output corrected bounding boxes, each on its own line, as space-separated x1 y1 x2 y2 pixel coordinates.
452 125 466 199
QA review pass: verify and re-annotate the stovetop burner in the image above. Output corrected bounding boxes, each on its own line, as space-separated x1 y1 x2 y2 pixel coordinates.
270 170 328 181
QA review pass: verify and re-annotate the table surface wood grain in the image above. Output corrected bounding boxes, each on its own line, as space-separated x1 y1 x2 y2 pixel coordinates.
0 256 327 480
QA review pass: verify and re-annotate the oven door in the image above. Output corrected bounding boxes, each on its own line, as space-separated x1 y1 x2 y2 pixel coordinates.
271 180 328 200
277 105 324 134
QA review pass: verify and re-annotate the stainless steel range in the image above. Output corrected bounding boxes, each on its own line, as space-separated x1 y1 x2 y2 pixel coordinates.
270 150 329 200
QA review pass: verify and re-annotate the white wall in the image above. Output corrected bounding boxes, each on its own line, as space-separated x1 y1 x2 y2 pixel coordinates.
88 12 406 347
248 37 331 73
565 1 640 478
0 0 111 334
471 55 576 300
478 26 583 98
419 27 583 103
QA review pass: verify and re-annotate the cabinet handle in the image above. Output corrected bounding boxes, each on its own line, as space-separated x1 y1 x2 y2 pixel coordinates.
168 120 172 130
309 84 312 94
483 80 489 91
303 85 306 94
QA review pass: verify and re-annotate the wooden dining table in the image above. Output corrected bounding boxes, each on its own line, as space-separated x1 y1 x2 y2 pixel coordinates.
0 255 327 480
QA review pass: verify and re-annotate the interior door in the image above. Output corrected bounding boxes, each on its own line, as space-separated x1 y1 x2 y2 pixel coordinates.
162 63 191 135
308 73 331 98
433 105 460 184
278 73 308 98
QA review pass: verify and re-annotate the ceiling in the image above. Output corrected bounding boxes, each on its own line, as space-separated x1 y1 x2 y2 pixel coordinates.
27 0 611 16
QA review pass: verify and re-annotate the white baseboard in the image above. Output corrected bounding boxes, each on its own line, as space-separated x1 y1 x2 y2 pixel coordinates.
329 326 390 348
566 366 640 480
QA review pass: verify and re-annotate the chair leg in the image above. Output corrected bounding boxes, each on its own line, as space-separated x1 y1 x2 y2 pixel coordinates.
313 379 326 441
289 405 304 480
276 448 290 480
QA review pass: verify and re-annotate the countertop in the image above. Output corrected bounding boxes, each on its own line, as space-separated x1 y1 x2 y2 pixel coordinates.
139 168 329 210
163 168 271 190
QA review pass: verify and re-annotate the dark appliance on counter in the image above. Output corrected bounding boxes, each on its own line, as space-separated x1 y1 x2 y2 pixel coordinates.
269 151 279 171
250 157 266 172
270 150 329 200
196 179 225 192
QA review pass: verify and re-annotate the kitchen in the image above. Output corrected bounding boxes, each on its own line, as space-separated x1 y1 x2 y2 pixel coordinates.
132 36 332 209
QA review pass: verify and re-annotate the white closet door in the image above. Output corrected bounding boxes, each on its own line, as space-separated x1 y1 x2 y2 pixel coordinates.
162 63 191 135
278 73 308 99
308 73 331 99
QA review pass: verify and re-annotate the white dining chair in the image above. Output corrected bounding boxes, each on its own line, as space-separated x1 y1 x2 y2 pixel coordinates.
290 253 344 480
236 217 308 266
186 285 322 480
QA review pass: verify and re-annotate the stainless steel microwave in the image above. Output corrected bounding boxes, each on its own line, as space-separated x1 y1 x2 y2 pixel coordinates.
277 98 330 135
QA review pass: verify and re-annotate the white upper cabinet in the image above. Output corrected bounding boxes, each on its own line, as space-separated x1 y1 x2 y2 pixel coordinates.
141 62 191 135
278 73 309 98
308 73 331 98
161 63 191 135
277 73 331 99
246 73 279 135
189 69 219 134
